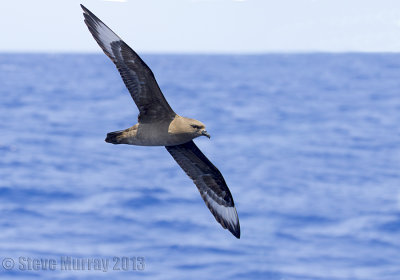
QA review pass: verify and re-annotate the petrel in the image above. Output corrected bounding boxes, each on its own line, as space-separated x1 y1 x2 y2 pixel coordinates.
81 5 240 238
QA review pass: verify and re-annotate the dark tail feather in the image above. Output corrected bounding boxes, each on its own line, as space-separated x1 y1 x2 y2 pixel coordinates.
105 130 124 144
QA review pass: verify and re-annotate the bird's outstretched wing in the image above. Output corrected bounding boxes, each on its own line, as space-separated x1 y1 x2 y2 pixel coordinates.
166 140 240 238
81 5 176 123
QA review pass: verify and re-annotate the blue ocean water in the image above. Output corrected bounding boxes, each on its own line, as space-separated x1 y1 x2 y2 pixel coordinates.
1 53 400 280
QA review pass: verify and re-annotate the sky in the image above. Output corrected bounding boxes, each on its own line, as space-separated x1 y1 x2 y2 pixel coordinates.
1 0 400 53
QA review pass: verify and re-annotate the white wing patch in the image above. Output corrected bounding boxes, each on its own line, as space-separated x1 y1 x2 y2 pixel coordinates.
197 179 240 235
203 191 239 229
92 20 120 55
82 5 121 58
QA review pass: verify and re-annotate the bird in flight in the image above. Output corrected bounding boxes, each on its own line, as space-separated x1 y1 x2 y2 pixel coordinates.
81 4 240 238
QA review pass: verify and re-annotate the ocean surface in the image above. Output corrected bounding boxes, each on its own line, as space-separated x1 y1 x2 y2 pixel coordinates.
1 53 400 280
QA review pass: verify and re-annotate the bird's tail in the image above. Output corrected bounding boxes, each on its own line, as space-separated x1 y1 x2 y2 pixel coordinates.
105 130 125 144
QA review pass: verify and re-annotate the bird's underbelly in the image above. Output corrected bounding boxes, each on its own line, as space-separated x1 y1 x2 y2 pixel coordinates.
130 134 194 146
131 138 185 146
122 123 194 146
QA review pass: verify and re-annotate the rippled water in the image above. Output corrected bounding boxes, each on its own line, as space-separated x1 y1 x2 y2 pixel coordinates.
1 53 400 280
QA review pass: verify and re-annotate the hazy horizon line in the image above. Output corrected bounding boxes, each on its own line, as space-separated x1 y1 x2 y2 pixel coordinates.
1 50 400 55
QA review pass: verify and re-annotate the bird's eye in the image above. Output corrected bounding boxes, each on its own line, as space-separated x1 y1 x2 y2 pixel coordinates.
191 125 201 129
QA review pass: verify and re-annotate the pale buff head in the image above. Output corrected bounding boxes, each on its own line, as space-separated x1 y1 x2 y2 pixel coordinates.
169 116 210 139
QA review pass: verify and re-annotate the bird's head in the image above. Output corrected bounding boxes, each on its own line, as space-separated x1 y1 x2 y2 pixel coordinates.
170 116 211 140
188 119 210 139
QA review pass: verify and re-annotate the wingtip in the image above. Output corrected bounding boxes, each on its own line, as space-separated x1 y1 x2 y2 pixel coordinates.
80 4 92 16
232 230 241 239
229 224 241 239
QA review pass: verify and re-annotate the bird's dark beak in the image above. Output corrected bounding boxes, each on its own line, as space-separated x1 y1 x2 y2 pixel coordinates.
201 130 211 139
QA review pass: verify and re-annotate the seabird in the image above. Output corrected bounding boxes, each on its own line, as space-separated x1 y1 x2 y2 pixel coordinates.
81 5 240 238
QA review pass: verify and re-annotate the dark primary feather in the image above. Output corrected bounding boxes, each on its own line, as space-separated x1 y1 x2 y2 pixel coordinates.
81 5 176 123
166 141 240 238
